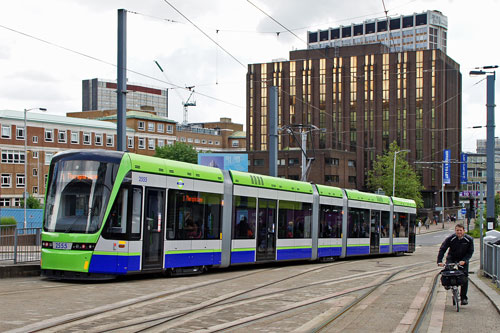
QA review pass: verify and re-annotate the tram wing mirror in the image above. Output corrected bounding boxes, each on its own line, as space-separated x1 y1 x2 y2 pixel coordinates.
123 176 132 185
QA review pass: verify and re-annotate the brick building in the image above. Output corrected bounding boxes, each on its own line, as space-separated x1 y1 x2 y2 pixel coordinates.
0 109 245 207
247 44 461 212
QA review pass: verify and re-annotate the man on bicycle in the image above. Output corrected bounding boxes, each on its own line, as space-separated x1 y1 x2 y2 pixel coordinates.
437 223 474 305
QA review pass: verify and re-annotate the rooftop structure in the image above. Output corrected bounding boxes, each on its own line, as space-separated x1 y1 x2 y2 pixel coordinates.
308 10 448 53
82 78 169 118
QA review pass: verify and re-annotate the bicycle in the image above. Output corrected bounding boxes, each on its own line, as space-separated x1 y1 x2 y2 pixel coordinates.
440 263 467 312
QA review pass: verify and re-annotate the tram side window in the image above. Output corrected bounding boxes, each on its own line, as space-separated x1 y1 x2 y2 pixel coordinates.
167 189 222 240
381 211 390 237
319 204 342 238
278 201 312 239
233 196 256 239
103 185 142 240
394 212 409 237
348 208 370 238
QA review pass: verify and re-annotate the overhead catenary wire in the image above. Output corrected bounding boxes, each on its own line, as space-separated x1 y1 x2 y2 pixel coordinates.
0 22 244 109
162 0 246 69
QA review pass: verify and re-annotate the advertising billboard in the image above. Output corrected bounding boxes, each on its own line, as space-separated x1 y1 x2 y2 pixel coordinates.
198 153 248 172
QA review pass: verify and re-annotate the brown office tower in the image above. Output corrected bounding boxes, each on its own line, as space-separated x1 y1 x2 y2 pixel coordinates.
246 44 461 213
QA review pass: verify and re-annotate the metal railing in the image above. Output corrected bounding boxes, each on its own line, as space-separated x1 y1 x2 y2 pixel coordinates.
0 226 41 263
483 241 500 288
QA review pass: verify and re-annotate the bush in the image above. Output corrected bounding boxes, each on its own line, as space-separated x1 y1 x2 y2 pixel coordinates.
0 217 17 226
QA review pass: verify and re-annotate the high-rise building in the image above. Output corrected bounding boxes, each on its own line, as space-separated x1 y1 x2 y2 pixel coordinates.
308 10 448 54
82 78 169 118
246 42 461 213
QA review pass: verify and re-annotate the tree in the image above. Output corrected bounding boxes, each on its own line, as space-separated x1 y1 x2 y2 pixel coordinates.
154 142 198 164
367 141 424 207
20 194 42 209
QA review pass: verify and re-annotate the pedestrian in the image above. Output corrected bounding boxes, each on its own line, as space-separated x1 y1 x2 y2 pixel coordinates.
424 217 430 230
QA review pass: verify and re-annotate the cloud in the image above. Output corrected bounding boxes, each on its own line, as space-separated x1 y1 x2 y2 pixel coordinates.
0 46 10 60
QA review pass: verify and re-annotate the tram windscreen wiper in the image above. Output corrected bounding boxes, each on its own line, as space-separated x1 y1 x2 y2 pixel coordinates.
63 216 86 233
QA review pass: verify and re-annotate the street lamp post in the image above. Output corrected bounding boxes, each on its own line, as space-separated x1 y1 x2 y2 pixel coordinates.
470 66 497 230
24 107 46 228
392 149 410 197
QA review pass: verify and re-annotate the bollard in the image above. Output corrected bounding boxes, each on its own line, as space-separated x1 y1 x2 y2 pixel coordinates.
13 227 18 264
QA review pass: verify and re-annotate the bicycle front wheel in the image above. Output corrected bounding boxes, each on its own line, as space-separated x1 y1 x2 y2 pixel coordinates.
452 288 460 312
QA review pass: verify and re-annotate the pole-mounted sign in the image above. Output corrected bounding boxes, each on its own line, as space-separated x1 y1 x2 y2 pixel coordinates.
460 152 468 184
443 149 451 184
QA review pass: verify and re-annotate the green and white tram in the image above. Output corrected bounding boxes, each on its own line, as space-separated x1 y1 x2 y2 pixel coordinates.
41 150 416 279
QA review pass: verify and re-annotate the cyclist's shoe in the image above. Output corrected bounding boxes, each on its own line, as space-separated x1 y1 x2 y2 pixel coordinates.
461 298 468 305
444 286 450 290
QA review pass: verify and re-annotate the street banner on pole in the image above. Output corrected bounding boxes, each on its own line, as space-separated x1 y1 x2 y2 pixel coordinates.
460 153 468 184
443 149 451 184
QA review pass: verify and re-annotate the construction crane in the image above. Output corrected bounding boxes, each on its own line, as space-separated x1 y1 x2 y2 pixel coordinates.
182 86 196 125
154 60 196 124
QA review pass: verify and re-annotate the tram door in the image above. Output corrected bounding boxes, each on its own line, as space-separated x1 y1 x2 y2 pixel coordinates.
409 214 416 252
256 199 277 261
370 210 380 254
142 188 165 270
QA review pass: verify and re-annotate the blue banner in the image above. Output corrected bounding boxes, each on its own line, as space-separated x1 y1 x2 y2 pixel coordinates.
460 153 468 184
443 149 451 184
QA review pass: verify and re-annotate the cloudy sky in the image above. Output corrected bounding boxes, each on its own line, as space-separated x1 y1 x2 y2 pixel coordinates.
0 0 498 152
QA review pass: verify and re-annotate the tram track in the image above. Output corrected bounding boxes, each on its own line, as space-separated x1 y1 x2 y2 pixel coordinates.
17 259 358 333
39 260 437 332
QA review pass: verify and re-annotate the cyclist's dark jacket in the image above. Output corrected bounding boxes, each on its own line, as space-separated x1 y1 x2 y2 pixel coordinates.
437 234 474 264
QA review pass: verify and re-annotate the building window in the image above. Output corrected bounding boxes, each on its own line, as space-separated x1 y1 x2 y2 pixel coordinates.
208 140 213 145
32 186 38 194
33 168 38 176
95 134 103 146
148 138 155 150
44 174 48 185
45 129 54 142
158 139 165 148
32 136 38 143
167 140 174 146
106 135 114 147
215 141 220 145
1 124 11 139
325 175 339 183
58 130 67 143
138 138 145 149
71 131 79 144
288 158 299 166
348 160 356 167
195 139 200 143
188 138 193 143
13 198 21 207
157 123 164 133
253 159 264 166
1 174 12 188
33 151 38 159
201 139 206 144
277 159 286 166
180 137 186 142
0 198 11 206
166 125 173 134
148 122 155 132
232 140 239 147
83 132 91 145
1 150 25 164
127 136 134 148
16 174 25 188
16 126 25 140
138 121 145 131
325 158 339 166
348 176 357 184
45 152 54 165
